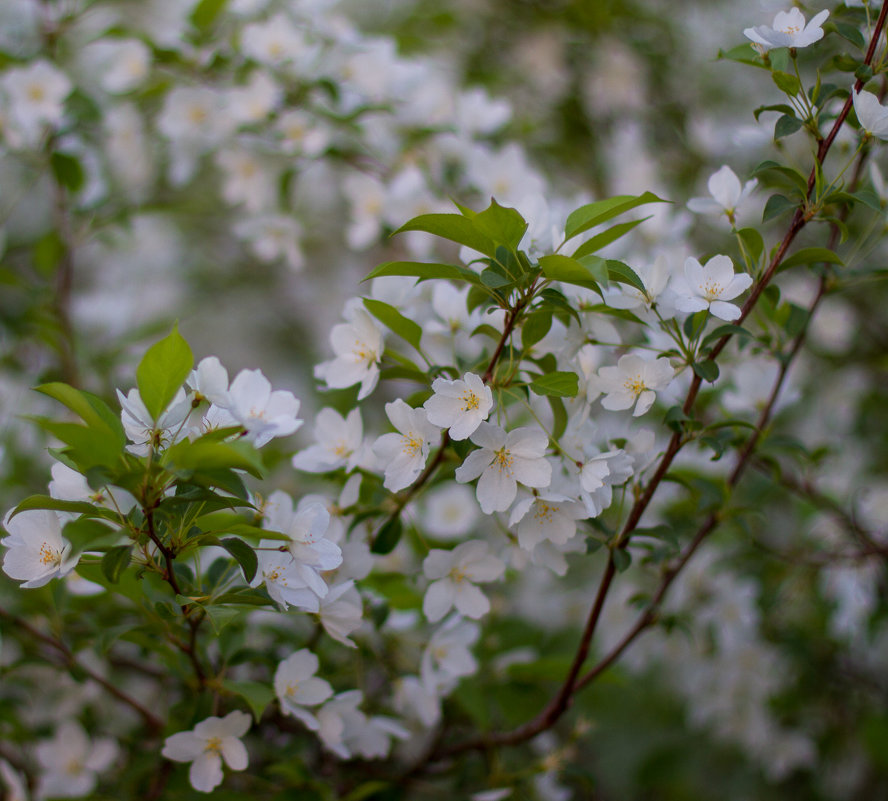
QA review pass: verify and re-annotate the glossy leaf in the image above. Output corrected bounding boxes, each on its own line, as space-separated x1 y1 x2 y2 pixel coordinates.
136 325 194 421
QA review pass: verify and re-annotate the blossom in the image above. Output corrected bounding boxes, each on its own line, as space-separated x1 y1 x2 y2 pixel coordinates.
421 484 479 540
225 368 303 448
673 255 753 321
2 509 78 588
315 304 385 400
263 490 342 581
274 650 333 730
292 407 364 473
251 545 323 611
423 372 493 440
372 400 439 492
687 165 757 223
316 691 408 760
508 492 587 551
594 354 674 416
421 617 480 687
454 423 552 514
80 39 152 94
162 711 251 794
117 387 191 455
318 580 363 647
1 60 71 145
35 720 117 799
422 539 505 622
852 89 888 140
743 9 829 52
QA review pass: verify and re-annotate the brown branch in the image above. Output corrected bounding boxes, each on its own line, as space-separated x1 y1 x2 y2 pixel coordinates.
0 606 164 734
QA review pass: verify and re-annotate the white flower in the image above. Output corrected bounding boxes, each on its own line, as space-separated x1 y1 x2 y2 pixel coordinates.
225 369 302 448
421 617 480 686
421 484 479 540
80 39 152 94
251 545 322 611
508 492 586 551
240 13 319 69
2 509 78 588
674 255 753 321
275 109 331 156
292 407 364 473
393 676 442 728
372 400 439 492
274 650 333 731
316 691 409 760
263 490 342 580
318 580 363 647
594 354 674 416
422 539 505 622
1 60 71 145
687 165 757 223
852 88 888 139
117 386 191 455
315 304 385 400
234 214 304 271
744 8 829 52
455 423 552 514
216 147 277 212
188 356 231 407
423 372 493 441
161 710 251 794
36 720 117 799
605 255 673 314
225 71 282 126
48 462 136 514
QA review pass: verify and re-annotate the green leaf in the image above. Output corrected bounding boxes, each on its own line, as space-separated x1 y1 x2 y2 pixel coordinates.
371 516 402 555
529 371 579 397
547 394 568 441
394 214 496 258
35 383 125 446
342 782 393 801
521 310 553 350
190 0 228 28
753 160 809 196
571 216 651 259
762 194 797 222
612 548 632 573
63 518 120 552
101 545 132 583
538 254 602 295
50 151 85 193
363 260 482 286
479 268 512 289
472 198 528 249
222 679 275 722
832 22 866 50
606 260 646 293
777 246 843 272
774 114 803 139
10 495 119 522
564 191 667 242
30 418 122 470
218 537 257 583
736 228 764 269
363 298 423 352
136 325 194 421
701 324 753 348
771 70 801 96
753 103 797 121
717 43 768 69
693 360 720 383
164 439 264 479
32 231 65 276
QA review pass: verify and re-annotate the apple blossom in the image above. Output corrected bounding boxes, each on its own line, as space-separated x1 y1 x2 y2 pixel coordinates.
743 8 829 52
852 88 888 140
508 492 587 551
274 650 334 730
673 255 753 321
162 711 251 793
422 539 505 622
225 368 303 448
687 165 757 224
292 407 365 473
2 509 78 588
455 423 552 514
372 399 439 492
36 721 117 799
315 303 385 400
594 354 674 417
423 372 493 440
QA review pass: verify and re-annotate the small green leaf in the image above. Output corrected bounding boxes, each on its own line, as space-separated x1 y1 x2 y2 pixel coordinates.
736 228 764 269
371 516 402 555
363 297 423 352
753 160 809 196
222 679 275 722
136 325 194 421
394 214 496 258
35 383 125 446
521 310 553 350
606 260 646 293
717 43 768 68
50 152 85 193
473 198 528 249
564 191 667 242
771 70 801 96
612 548 632 573
479 268 512 289
363 260 481 286
218 537 257 583
10 495 119 521
775 114 803 139
164 439 264 478
101 545 132 584
693 360 720 383
190 0 227 28
538 254 602 294
529 371 579 397
778 246 843 272
701 324 753 348
832 22 866 50
571 216 651 259
32 231 65 276
762 194 796 222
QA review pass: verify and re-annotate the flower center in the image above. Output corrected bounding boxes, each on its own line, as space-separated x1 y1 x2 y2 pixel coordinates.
701 280 723 301
39 542 60 567
27 84 46 102
623 376 646 397
205 737 223 755
461 390 480 412
534 501 554 523
494 447 514 474
402 433 423 457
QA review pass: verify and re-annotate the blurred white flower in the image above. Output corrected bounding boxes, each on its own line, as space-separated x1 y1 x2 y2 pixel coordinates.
852 88 888 139
744 8 829 52
274 649 333 730
422 539 505 621
687 165 757 224
36 720 117 799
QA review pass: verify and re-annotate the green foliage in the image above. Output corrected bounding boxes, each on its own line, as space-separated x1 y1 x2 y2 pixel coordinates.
136 325 194 421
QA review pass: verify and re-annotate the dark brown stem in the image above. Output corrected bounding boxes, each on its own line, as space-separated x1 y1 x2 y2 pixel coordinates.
0 606 164 734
